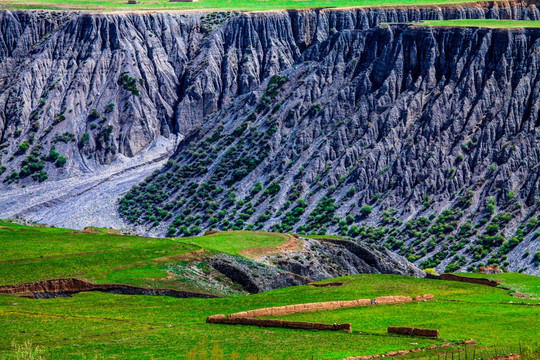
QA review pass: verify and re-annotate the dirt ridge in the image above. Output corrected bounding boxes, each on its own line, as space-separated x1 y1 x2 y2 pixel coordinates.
0 278 217 299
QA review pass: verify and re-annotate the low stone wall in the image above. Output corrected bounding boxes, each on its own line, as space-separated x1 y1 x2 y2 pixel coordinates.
225 294 423 319
206 294 434 333
309 282 344 287
413 294 435 301
207 314 352 332
388 326 439 338
478 266 503 274
373 295 413 305
440 274 499 287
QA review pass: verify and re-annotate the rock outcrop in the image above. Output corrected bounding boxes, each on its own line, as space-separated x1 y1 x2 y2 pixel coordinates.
206 237 424 293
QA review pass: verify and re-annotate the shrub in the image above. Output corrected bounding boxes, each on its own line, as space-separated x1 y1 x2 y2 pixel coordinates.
256 75 289 112
55 156 67 167
423 268 439 276
105 103 115 113
307 197 336 227
345 188 356 200
79 132 90 147
89 108 100 119
485 223 500 236
167 227 177 237
17 142 30 154
6 170 19 183
263 181 281 197
48 146 60 162
118 73 140 96
251 182 262 195
534 252 540 266
359 205 372 217
53 132 76 143
53 114 66 124
32 170 48 182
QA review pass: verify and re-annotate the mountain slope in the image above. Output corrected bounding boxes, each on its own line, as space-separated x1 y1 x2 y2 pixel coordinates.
119 24 540 275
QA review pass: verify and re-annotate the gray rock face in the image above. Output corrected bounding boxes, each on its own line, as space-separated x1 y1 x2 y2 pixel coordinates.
0 4 539 274
209 253 309 293
264 238 425 281
119 19 540 275
207 237 423 293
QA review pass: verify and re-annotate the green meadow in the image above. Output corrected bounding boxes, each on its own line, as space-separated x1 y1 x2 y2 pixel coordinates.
0 0 494 12
1 274 539 359
178 231 288 257
0 221 285 289
417 19 540 28
1 221 539 359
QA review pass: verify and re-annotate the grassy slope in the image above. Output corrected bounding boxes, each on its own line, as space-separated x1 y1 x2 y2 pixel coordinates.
1 222 539 359
0 0 492 11
1 274 539 359
0 221 287 288
177 231 287 257
417 19 540 28
457 272 540 298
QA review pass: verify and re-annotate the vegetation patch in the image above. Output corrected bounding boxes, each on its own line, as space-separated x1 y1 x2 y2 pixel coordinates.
416 19 540 28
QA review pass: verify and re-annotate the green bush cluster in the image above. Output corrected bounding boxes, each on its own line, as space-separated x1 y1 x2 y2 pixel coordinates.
118 72 141 96
256 75 289 113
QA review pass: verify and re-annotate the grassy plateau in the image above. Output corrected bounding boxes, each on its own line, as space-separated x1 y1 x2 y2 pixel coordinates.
0 221 285 290
0 221 539 359
416 19 540 28
0 0 498 12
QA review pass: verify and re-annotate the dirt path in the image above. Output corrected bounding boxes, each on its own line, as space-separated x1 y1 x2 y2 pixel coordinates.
239 234 303 259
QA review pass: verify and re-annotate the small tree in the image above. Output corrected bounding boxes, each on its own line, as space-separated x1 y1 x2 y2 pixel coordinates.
359 205 372 217
55 156 67 167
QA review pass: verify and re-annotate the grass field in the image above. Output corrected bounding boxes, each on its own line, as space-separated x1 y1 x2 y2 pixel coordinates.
1 221 539 359
177 231 288 257
0 0 495 12
0 221 287 289
1 274 539 359
417 19 540 28
458 272 540 298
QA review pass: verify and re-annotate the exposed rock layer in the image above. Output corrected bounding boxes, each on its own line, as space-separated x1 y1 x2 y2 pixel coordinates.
207 237 424 293
0 278 217 298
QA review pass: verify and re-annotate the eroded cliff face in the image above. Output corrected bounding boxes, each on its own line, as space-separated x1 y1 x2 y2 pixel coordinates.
120 15 540 275
0 3 539 273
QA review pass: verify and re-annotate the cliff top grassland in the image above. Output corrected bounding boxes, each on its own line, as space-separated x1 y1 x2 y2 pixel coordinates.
0 0 496 11
0 220 290 288
1 221 539 359
417 18 540 27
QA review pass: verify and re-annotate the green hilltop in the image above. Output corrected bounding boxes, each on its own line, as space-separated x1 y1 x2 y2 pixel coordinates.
0 0 499 12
